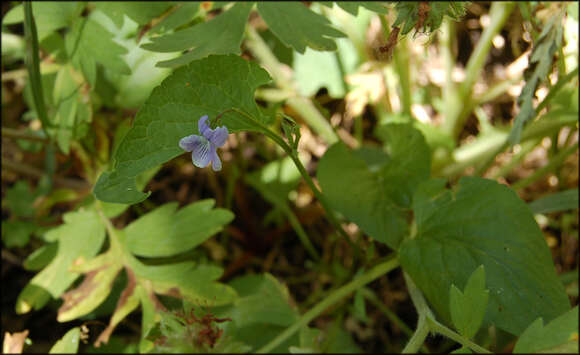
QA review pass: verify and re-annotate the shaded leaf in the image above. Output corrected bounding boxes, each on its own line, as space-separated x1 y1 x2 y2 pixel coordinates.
142 2 253 68
449 265 489 339
94 2 172 28
123 199 233 258
399 177 571 335
528 189 579 214
317 124 430 249
2 2 83 40
257 2 346 53
513 306 578 353
23 243 58 271
94 54 271 205
1 220 36 248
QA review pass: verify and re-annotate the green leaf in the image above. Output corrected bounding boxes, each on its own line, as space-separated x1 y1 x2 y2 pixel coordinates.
2 2 84 41
399 177 571 336
528 189 579 214
149 3 201 35
214 273 299 352
49 327 80 354
3 181 37 217
508 13 564 145
257 2 346 54
94 54 271 205
450 346 472 354
65 16 131 82
23 243 58 271
16 209 106 314
317 123 430 249
123 199 233 258
513 306 578 353
51 65 86 153
449 265 490 339
141 2 253 68
1 220 36 248
131 260 237 306
94 1 172 27
329 2 389 16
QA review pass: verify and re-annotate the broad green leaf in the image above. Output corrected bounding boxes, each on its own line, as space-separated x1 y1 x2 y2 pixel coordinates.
513 306 578 353
528 189 579 214
399 177 571 336
3 181 37 217
449 265 489 339
65 16 131 84
141 2 253 68
149 3 201 35
16 209 106 314
49 327 80 354
508 13 564 144
214 273 299 352
94 54 271 205
94 1 172 27
131 260 237 306
2 2 83 41
317 123 430 249
124 199 233 258
319 2 389 16
257 2 346 53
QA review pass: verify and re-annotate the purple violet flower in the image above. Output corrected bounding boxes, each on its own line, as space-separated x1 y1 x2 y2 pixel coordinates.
179 115 229 171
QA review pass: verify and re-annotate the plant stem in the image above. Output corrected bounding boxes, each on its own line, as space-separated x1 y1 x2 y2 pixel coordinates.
244 25 339 145
443 2 515 139
490 138 540 179
256 256 400 353
23 2 50 136
402 314 429 353
1 127 48 142
511 142 578 190
285 206 321 261
426 318 491 354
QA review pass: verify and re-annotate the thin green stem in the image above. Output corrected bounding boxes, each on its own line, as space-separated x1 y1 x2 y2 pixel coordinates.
536 67 579 113
227 108 358 254
511 142 579 190
285 207 321 261
256 256 400 353
490 138 541 179
426 318 491 354
23 2 50 136
402 314 429 353
1 127 48 142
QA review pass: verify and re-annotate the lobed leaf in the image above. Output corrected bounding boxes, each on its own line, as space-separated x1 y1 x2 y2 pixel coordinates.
449 265 489 339
399 177 571 335
141 2 253 68
94 1 172 28
123 199 233 258
93 54 271 205
513 306 578 353
257 2 346 54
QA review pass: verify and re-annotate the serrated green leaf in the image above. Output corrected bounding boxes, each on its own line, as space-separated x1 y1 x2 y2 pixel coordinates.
94 54 271 205
16 209 106 314
528 189 579 214
94 1 172 27
149 3 201 35
2 2 84 41
257 2 346 53
400 177 571 336
142 2 253 68
513 306 578 353
508 14 564 145
319 1 389 16
131 261 237 306
65 16 131 80
124 199 233 258
49 327 80 354
450 265 489 339
317 124 430 248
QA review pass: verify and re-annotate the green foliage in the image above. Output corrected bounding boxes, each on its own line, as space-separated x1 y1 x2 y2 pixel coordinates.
317 124 430 249
528 189 579 214
141 2 253 68
94 54 271 205
399 177 570 336
16 209 106 314
3 2 84 41
49 327 80 354
513 306 579 353
257 2 346 53
124 200 233 258
393 2 468 35
449 265 489 339
508 12 565 145
319 2 389 16
93 2 172 28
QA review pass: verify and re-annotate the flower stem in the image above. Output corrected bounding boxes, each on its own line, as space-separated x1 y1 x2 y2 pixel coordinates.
256 256 400 353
